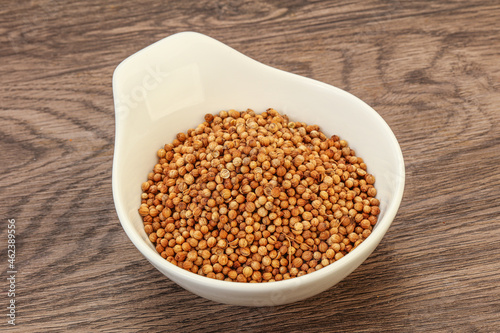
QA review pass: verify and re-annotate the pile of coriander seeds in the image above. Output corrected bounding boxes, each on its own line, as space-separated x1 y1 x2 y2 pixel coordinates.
139 108 380 282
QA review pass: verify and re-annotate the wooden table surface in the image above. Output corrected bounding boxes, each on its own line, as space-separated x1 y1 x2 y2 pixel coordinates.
1 1 499 332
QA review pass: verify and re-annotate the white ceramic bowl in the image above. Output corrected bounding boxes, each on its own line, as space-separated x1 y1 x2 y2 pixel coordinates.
112 31 405 306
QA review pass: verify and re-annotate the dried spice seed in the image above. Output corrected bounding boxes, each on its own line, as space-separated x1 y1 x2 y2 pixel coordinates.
139 108 380 282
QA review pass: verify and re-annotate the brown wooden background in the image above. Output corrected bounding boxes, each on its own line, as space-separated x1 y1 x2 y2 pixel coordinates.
1 1 499 332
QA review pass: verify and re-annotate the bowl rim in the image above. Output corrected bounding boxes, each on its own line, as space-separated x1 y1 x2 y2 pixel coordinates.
112 31 406 293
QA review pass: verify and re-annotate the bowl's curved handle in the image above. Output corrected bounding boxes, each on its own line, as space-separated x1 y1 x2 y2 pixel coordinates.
112 32 259 123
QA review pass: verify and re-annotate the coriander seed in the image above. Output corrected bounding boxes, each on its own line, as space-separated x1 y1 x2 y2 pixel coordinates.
139 108 380 282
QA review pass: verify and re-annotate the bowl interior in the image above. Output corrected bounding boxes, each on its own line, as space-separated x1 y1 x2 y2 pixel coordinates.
112 32 405 304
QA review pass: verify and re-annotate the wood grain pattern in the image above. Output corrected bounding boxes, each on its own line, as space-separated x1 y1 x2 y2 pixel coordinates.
1 0 499 332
